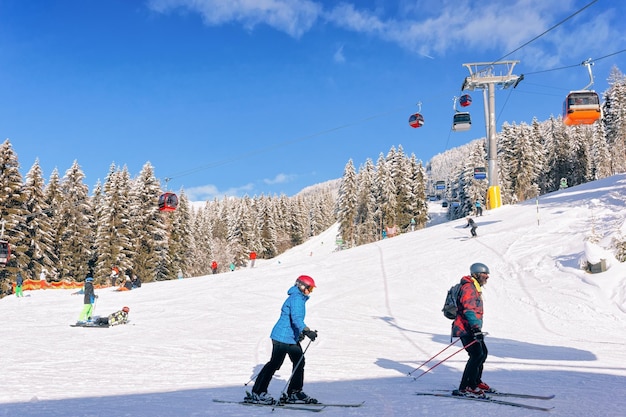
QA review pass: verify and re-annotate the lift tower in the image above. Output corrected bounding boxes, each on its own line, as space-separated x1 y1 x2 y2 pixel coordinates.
461 61 522 209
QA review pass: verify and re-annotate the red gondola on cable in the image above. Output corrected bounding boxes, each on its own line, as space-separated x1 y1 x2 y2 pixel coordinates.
459 94 472 107
0 240 10 265
408 113 424 128
158 192 178 212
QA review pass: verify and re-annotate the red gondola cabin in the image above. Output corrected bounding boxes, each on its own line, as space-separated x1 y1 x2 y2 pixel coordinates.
459 94 472 107
408 113 424 128
158 192 179 212
0 240 10 265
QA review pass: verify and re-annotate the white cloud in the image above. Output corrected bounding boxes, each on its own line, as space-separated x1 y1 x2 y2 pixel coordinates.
263 173 294 185
147 0 622 67
147 0 322 38
186 182 254 202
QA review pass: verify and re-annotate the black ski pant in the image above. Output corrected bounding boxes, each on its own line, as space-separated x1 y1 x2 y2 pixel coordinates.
252 340 305 396
459 335 488 390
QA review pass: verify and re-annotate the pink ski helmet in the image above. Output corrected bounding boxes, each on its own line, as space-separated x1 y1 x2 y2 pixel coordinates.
295 275 316 291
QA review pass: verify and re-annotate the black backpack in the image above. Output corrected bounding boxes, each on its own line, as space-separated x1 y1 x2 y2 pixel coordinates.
442 282 466 319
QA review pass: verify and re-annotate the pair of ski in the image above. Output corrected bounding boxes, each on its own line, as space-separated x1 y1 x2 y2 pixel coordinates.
70 322 109 328
212 398 364 412
415 389 555 412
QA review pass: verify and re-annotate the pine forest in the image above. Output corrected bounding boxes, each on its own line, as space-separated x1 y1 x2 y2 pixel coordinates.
1 67 625 296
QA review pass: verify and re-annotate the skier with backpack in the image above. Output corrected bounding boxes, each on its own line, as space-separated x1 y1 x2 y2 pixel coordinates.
450 263 491 398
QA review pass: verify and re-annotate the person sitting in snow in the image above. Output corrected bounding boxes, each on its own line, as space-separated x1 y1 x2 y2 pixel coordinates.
110 265 120 286
124 276 133 290
94 306 130 326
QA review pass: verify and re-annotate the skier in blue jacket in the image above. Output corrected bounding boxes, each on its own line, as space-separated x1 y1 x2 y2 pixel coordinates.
246 275 318 405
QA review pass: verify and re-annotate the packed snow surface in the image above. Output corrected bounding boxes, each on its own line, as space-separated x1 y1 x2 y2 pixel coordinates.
2 174 626 417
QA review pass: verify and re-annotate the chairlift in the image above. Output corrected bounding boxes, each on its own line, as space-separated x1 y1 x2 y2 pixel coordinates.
435 180 446 190
408 101 424 128
562 59 601 126
158 192 178 212
474 167 487 180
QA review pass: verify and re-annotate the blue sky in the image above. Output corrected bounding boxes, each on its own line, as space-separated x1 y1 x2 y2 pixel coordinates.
1 0 624 201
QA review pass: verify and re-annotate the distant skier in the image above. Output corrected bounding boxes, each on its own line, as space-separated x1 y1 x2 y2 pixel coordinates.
211 261 218 274
465 217 478 237
15 271 24 297
110 266 120 286
39 268 47 289
475 200 483 216
77 276 97 323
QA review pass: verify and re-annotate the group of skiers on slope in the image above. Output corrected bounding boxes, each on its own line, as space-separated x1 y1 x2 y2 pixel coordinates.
76 272 130 327
246 263 491 405
70 251 487 402
110 266 141 290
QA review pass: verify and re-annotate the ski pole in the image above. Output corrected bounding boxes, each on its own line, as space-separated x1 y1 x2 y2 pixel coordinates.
275 338 313 408
244 370 261 387
243 336 314 387
412 339 478 381
91 294 98 319
408 338 461 376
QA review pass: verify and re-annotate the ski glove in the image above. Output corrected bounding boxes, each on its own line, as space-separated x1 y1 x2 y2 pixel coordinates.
472 328 484 341
302 328 318 342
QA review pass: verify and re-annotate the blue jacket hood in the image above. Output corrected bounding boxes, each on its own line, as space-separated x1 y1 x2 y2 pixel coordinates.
269 285 309 344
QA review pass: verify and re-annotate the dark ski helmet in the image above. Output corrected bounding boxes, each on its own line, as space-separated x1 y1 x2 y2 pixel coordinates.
122 306 130 313
470 263 490 276
295 275 316 291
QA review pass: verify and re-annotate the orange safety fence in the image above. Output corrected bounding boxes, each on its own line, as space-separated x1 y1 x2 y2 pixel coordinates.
13 279 109 291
